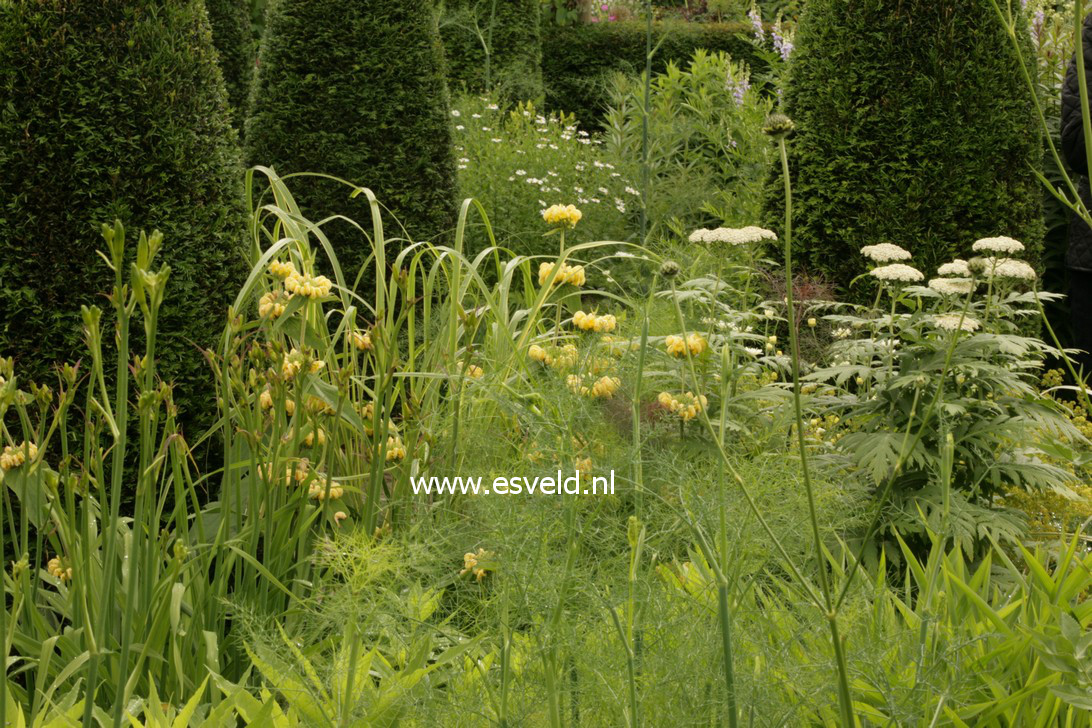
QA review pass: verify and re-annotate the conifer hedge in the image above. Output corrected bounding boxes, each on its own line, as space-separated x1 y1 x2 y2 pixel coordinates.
0 0 248 421
246 0 459 279
442 0 544 102
764 0 1043 294
206 0 254 128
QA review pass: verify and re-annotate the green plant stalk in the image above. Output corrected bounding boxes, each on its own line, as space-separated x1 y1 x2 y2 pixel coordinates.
639 0 652 242
776 137 855 726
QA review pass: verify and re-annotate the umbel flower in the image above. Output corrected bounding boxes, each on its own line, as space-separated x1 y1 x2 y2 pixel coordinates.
690 226 777 245
934 314 981 332
869 263 924 283
937 259 971 277
928 278 974 296
541 204 582 228
860 243 911 262
972 236 1025 255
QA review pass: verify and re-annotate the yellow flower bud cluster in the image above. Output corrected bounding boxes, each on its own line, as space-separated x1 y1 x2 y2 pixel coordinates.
281 348 324 379
572 311 617 333
351 330 373 351
657 392 708 421
285 271 333 299
260 459 310 485
386 435 406 461
541 203 582 228
303 428 326 447
528 343 578 370
458 362 484 379
575 457 593 477
307 395 335 416
269 260 298 279
460 547 492 581
258 290 288 319
47 556 72 582
260 388 296 415
665 333 707 358
568 374 622 398
308 478 344 501
538 262 586 287
1 442 38 471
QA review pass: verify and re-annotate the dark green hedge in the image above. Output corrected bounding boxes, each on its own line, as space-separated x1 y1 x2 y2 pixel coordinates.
541 20 763 126
206 0 254 128
0 0 248 423
246 0 458 280
764 0 1043 295
442 0 543 103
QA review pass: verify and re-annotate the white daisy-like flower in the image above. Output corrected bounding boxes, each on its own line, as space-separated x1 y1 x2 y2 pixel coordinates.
928 277 974 295
451 109 461 117
934 314 981 332
972 236 1025 254
992 258 1037 280
744 347 764 357
832 327 852 339
455 125 465 131
937 259 970 277
860 243 912 262
869 263 924 283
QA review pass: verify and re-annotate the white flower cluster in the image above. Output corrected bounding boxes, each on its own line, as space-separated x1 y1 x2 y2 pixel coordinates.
934 314 980 332
688 226 777 245
991 258 1037 280
869 263 924 283
937 259 970 277
860 243 911 262
972 236 1025 255
928 278 974 296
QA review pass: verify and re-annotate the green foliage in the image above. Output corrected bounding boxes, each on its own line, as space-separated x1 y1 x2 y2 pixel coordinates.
542 20 764 126
452 95 636 257
442 0 545 103
605 50 773 243
245 0 458 280
0 0 247 425
765 0 1044 297
206 0 254 129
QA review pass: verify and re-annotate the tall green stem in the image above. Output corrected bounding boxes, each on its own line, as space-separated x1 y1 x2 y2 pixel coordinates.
777 137 855 725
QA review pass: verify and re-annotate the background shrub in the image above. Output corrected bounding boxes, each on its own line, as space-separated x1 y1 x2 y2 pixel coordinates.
541 20 764 127
246 0 458 280
206 0 254 128
605 49 772 243
442 0 544 103
0 0 247 425
765 0 1044 296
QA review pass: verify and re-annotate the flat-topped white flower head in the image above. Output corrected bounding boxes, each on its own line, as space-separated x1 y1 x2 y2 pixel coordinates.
695 226 778 245
937 259 970 277
860 243 911 262
934 314 980 332
928 278 974 295
972 236 1025 255
869 263 923 283
991 258 1036 280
